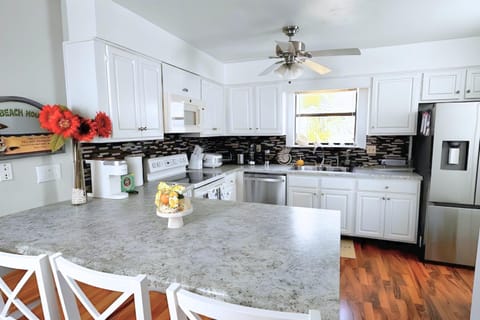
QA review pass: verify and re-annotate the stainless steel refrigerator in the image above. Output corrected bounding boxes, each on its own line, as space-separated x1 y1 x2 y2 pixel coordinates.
414 101 480 266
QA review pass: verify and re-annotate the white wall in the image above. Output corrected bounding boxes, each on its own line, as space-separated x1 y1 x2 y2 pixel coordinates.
224 36 480 85
62 0 224 83
0 0 73 216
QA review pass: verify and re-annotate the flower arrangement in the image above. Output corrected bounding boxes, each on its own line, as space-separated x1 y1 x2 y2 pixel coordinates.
155 182 188 213
38 104 112 151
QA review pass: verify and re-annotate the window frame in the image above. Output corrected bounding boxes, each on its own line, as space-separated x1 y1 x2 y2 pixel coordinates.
285 85 368 149
294 88 359 146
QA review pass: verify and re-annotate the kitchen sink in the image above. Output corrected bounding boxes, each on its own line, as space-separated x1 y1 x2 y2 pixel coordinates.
290 165 350 172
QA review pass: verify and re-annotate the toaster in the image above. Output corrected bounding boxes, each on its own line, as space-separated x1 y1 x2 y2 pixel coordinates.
203 153 223 168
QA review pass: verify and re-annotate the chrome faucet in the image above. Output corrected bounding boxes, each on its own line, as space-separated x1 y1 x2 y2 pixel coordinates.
312 143 325 167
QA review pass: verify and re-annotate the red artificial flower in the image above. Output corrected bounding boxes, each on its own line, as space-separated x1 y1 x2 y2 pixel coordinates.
73 117 97 142
94 112 112 138
49 109 80 138
39 104 61 131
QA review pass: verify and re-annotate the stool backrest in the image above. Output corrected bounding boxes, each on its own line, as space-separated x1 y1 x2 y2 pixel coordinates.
49 253 151 320
0 252 60 320
166 283 321 320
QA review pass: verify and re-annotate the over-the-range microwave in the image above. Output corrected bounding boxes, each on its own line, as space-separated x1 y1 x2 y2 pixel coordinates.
164 93 205 133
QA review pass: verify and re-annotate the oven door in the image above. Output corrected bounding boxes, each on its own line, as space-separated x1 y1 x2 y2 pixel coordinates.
193 179 224 199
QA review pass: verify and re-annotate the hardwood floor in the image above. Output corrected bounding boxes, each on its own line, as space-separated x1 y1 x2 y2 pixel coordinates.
2 241 475 319
340 239 475 320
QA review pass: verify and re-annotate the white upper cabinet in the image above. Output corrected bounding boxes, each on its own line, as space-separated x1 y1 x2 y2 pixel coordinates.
201 80 225 135
107 46 164 139
420 67 480 101
63 39 163 141
162 64 201 99
421 68 466 101
465 67 480 99
368 73 421 136
227 84 284 135
255 85 284 135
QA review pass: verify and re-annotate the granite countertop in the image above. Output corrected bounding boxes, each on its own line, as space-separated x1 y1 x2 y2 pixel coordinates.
0 182 341 319
198 163 423 180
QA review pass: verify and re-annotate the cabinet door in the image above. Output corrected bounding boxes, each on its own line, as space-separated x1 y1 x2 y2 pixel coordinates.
107 46 142 139
321 189 355 235
255 85 284 135
369 73 420 135
201 80 224 135
137 58 163 138
163 64 201 99
355 192 384 238
465 67 480 99
421 69 466 101
287 187 318 208
227 87 254 134
383 193 417 242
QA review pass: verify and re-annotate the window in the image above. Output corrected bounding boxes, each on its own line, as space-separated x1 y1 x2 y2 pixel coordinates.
294 89 357 145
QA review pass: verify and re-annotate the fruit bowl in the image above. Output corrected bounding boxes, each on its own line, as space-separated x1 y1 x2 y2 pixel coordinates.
156 197 192 228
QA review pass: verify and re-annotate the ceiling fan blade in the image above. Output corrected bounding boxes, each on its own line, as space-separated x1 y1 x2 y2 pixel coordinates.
301 59 331 75
258 61 284 76
309 48 361 57
275 41 295 53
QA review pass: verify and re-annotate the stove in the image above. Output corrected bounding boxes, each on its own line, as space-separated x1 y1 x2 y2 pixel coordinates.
144 154 230 200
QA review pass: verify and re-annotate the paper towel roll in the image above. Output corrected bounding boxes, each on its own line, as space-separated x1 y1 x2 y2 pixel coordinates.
125 155 144 186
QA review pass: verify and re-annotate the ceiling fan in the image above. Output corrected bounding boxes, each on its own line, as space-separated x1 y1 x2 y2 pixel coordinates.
259 25 361 79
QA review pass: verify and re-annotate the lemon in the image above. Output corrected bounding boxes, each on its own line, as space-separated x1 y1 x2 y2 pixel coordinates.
296 159 305 166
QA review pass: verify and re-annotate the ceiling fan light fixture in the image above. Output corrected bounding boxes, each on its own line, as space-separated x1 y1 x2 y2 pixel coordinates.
274 63 304 79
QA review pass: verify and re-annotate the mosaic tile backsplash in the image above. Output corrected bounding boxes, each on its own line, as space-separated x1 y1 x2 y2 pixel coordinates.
81 135 409 189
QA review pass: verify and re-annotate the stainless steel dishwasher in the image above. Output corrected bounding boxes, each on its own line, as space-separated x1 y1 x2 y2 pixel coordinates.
244 172 286 205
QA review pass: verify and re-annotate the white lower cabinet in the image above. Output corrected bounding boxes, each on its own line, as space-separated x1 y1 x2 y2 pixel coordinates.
321 188 355 235
287 174 420 243
288 186 319 208
355 179 419 243
287 175 355 236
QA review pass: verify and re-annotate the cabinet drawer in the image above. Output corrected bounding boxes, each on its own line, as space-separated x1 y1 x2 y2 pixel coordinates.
357 179 418 193
288 175 319 188
321 177 355 190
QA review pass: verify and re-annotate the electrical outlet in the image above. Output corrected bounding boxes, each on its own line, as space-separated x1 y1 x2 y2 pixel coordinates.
36 164 61 183
366 145 376 155
0 163 13 181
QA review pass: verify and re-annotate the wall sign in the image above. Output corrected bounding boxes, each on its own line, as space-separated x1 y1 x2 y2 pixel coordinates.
0 96 64 159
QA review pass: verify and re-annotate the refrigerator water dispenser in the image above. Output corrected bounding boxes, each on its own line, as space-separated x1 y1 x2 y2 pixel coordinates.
441 141 468 170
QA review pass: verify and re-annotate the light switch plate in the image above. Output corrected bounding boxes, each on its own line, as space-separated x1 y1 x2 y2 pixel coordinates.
36 164 61 183
0 163 13 181
366 145 376 155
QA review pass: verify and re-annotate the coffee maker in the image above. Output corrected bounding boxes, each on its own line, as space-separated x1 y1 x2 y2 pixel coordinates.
88 160 129 199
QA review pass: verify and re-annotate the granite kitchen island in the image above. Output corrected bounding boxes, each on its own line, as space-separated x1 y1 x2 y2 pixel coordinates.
0 182 340 319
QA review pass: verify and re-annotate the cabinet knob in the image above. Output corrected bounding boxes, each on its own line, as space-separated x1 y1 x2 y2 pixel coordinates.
386 197 391 200
213 128 217 130
138 127 142 131
382 197 386 200
249 128 252 130
182 88 189 92
467 89 471 93
385 186 389 189
456 90 460 94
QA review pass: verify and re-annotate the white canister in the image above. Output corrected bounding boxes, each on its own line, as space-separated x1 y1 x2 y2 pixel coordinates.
125 155 144 186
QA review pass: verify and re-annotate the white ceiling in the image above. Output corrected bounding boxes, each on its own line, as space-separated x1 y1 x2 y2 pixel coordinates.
113 0 480 63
